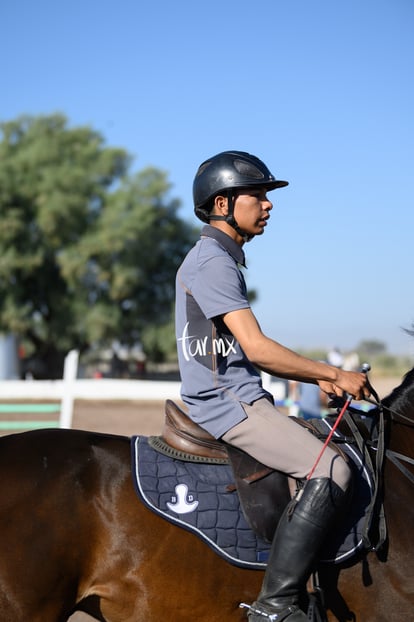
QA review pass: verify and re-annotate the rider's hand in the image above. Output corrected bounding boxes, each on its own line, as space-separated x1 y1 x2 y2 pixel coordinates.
319 370 370 401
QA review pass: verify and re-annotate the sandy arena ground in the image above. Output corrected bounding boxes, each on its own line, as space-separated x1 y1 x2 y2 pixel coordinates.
72 398 168 437
0 375 401 621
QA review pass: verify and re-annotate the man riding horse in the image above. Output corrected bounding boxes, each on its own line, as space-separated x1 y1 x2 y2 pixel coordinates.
175 151 370 621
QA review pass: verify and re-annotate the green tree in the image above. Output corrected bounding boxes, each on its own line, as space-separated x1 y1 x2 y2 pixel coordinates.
0 114 198 377
356 340 387 357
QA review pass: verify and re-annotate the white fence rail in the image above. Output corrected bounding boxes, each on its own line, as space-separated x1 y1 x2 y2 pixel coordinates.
0 378 182 401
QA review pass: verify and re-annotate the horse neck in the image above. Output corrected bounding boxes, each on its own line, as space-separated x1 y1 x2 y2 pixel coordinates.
381 368 414 546
381 367 414 417
381 367 414 451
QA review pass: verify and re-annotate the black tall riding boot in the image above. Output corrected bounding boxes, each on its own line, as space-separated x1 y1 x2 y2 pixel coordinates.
242 478 347 622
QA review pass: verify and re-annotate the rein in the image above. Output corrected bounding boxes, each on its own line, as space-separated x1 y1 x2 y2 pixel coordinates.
386 450 414 485
379 399 414 485
357 395 414 487
307 364 374 482
309 382 414 552
364 396 414 426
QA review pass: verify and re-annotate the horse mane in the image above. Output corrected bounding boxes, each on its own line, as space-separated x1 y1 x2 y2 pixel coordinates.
381 366 414 417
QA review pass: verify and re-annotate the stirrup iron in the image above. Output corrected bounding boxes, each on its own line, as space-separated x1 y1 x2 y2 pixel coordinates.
239 602 298 621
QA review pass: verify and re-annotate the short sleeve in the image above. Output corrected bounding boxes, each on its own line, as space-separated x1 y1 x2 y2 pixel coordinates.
191 255 249 319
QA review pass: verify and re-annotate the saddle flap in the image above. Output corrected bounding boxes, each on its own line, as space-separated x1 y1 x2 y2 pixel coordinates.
226 444 291 543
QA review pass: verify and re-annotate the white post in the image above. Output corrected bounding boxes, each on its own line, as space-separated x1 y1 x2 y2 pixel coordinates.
260 371 273 393
59 349 79 429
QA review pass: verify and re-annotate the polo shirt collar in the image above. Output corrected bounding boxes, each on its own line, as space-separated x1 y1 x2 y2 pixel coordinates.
201 225 246 267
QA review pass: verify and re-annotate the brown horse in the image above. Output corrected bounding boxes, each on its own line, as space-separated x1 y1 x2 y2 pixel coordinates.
0 370 413 622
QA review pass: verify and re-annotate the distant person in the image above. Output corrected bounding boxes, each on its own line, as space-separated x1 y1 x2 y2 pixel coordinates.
327 347 344 369
175 150 370 621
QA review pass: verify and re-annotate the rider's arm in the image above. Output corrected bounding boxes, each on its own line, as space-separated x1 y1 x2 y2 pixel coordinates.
222 307 369 400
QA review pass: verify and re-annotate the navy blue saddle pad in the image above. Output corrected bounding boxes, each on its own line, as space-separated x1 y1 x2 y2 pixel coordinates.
131 427 374 568
132 435 270 569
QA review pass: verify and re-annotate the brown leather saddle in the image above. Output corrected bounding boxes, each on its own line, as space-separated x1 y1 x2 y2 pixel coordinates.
150 399 292 542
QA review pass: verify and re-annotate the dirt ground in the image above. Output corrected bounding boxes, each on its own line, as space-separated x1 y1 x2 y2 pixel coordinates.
0 375 401 621
72 399 168 437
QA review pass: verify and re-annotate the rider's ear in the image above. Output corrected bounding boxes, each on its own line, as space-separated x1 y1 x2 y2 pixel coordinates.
213 195 228 216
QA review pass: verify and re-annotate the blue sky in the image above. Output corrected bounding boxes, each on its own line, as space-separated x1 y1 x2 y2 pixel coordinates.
2 0 413 355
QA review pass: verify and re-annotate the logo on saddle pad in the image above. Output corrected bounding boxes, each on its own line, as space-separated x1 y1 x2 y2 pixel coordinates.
166 484 199 514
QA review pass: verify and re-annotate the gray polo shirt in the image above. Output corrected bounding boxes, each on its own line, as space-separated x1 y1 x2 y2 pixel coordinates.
175 225 271 438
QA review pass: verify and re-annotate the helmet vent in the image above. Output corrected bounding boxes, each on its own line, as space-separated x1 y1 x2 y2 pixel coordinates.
196 161 212 177
233 159 265 180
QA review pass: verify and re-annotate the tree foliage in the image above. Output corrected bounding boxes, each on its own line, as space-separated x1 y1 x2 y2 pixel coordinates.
0 114 198 377
356 340 387 357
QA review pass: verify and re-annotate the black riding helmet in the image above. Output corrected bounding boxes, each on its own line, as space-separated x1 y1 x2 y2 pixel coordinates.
193 151 288 238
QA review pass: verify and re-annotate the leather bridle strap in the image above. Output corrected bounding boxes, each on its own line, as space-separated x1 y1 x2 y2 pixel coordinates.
386 449 414 485
367 394 414 485
344 406 387 550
